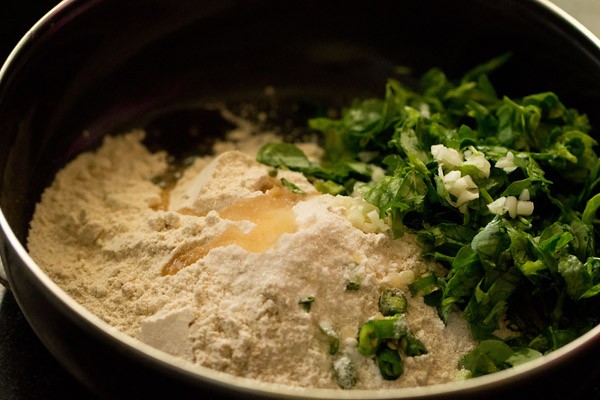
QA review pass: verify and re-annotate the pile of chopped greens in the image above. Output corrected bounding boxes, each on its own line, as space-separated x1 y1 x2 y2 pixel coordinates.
257 54 600 379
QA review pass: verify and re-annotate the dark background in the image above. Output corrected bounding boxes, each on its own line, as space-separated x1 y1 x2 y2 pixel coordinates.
0 1 599 400
1 3 94 399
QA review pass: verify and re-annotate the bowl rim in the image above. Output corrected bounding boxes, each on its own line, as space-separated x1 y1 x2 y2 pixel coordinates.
1 0 599 398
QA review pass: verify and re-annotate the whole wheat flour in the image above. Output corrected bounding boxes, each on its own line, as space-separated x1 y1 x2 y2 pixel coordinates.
27 116 475 389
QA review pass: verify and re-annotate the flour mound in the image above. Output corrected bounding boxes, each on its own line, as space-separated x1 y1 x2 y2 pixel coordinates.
28 129 474 389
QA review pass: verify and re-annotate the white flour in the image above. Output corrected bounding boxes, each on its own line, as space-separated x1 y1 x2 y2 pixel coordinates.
28 120 475 389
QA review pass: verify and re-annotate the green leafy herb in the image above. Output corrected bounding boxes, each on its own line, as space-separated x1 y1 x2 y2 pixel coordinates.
459 340 516 377
258 54 600 378
280 177 306 194
460 340 542 377
408 274 437 296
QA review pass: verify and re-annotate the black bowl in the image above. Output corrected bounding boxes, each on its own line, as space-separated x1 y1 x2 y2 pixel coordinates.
1 0 599 398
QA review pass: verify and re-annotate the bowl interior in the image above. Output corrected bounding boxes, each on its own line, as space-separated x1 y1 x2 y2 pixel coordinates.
1 0 600 397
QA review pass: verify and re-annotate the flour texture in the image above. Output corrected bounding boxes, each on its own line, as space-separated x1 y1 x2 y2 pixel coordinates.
28 121 474 389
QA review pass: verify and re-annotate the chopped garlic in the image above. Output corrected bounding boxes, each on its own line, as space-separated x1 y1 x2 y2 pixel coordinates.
516 200 534 216
333 196 390 233
431 144 463 169
432 144 490 178
463 147 491 178
448 177 469 197
448 176 477 198
441 169 462 184
518 189 530 201
431 145 496 212
384 270 415 289
505 196 518 218
456 190 479 207
439 168 479 209
419 103 431 118
371 165 386 183
495 151 518 173
487 195 535 218
487 196 507 215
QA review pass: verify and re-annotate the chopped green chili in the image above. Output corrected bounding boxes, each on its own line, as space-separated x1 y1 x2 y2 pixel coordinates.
376 348 404 380
379 288 408 316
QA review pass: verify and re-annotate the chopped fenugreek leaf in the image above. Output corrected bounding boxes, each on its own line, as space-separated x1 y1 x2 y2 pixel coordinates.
280 177 306 194
408 274 439 297
258 54 600 379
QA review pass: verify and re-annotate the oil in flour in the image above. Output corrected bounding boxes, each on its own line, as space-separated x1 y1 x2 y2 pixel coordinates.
27 110 475 389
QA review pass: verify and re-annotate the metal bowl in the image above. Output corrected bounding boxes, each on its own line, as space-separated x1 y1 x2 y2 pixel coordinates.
0 0 599 398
